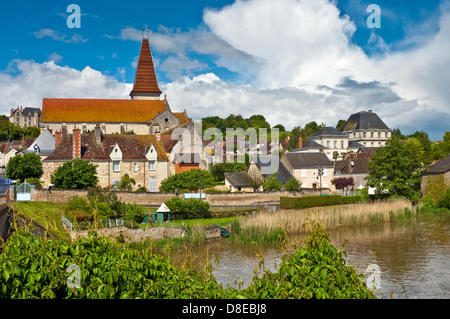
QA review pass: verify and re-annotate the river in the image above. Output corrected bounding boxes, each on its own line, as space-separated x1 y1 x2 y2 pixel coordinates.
174 214 450 299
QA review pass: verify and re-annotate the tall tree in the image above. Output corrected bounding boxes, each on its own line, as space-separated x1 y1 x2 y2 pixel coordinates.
51 159 98 189
366 137 426 200
6 153 43 182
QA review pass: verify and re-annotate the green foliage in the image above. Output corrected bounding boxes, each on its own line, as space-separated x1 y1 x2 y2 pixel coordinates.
280 195 367 210
51 159 98 190
262 175 282 191
201 114 271 139
423 174 449 208
285 177 301 191
135 186 148 192
159 169 215 192
116 174 136 191
67 196 92 215
366 137 426 200
335 119 347 131
165 197 210 219
210 162 248 182
238 222 375 299
431 131 450 160
6 153 43 181
0 116 40 141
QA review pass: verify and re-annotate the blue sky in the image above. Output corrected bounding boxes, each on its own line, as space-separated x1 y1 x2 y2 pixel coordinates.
1 0 449 140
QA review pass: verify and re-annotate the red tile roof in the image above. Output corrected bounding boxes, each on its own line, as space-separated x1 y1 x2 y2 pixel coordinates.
41 98 167 123
44 133 167 161
130 38 162 97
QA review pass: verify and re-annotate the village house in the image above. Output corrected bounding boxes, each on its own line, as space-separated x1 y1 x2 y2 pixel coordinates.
341 110 391 147
22 129 55 160
421 154 450 194
224 171 255 192
281 152 334 189
246 155 293 191
41 126 169 191
9 106 41 128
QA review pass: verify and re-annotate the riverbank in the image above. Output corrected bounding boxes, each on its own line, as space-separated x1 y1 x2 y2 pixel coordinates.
230 198 448 243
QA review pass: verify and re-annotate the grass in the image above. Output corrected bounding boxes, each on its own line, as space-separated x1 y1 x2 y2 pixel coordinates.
145 216 239 228
10 201 70 240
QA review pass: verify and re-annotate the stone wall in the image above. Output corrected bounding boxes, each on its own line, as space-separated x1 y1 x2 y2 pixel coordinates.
31 188 330 206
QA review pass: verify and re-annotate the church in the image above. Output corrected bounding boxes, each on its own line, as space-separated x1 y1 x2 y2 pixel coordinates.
40 36 190 136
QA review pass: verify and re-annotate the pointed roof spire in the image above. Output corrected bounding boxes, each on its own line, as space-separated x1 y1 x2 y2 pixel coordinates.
130 34 162 100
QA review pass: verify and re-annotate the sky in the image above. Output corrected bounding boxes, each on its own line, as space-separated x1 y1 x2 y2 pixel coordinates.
0 0 449 140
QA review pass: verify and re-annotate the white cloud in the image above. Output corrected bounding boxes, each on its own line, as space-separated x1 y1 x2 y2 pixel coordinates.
34 28 88 43
0 60 130 114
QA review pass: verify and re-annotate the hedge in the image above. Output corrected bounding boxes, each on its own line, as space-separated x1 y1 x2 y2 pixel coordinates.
280 195 368 210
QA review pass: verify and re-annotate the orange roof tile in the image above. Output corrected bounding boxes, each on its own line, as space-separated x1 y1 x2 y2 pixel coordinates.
41 98 167 123
130 38 162 97
173 112 189 125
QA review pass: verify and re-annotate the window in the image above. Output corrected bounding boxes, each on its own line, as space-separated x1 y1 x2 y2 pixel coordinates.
33 145 40 155
378 132 381 138
333 141 337 148
363 132 367 138
301 169 307 178
385 132 388 138
149 160 155 171
149 177 156 192
326 141 330 148
113 161 120 172
378 142 381 146
323 168 327 177
341 141 344 149
371 132 374 138
371 142 374 146
112 179 120 190
133 162 138 172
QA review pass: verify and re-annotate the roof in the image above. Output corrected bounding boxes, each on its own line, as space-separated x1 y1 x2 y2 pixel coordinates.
250 155 293 183
285 152 333 168
334 157 370 174
348 141 364 149
173 152 202 164
173 112 189 125
130 38 162 97
310 127 347 137
293 140 326 151
224 172 254 188
41 98 167 123
341 111 390 131
425 154 450 174
24 129 55 155
12 107 41 116
43 133 167 161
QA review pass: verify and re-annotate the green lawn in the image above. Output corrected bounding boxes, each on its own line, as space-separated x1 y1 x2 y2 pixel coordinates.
141 216 240 228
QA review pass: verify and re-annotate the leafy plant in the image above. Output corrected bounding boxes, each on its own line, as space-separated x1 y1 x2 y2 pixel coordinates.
159 169 215 193
284 177 301 192
51 159 98 189
6 153 43 181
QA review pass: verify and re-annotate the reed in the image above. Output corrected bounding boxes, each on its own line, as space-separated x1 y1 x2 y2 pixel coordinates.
233 198 419 241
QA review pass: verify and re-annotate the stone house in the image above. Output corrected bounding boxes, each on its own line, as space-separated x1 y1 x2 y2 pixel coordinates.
333 153 371 193
281 152 334 190
341 110 391 147
224 172 254 192
22 129 55 160
421 154 450 194
247 155 294 191
9 106 41 128
42 127 169 191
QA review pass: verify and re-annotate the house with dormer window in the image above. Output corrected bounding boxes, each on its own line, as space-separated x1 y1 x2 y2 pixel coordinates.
42 126 169 191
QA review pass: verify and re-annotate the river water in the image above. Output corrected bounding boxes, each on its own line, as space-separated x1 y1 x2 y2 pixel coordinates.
175 214 450 299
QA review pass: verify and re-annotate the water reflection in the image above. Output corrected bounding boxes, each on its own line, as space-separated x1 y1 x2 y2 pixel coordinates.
170 215 450 299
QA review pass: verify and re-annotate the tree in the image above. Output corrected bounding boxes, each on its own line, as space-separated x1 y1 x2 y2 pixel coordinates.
287 126 301 151
331 177 355 193
423 174 449 208
51 159 98 189
210 162 248 182
6 153 43 182
431 131 450 160
273 124 286 132
285 177 302 192
335 119 346 131
159 169 216 192
262 175 282 191
116 173 136 191
365 137 426 200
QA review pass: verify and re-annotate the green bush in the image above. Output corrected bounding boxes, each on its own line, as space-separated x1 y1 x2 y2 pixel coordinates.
67 196 92 215
122 203 146 223
165 197 210 219
280 195 367 209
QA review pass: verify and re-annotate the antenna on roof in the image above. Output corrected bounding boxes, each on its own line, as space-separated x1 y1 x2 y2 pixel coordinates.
142 25 149 39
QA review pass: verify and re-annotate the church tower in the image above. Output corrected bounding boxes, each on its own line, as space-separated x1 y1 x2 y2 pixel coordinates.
130 35 162 100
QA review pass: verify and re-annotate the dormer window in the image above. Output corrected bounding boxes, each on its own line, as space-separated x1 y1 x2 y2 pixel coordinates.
33 145 40 155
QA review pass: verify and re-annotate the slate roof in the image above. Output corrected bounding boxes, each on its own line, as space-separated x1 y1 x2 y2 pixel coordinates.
24 129 55 155
224 172 254 188
41 98 168 123
293 140 326 151
250 155 293 183
425 154 450 174
285 152 333 168
341 111 389 131
43 133 167 161
334 157 370 174
173 152 202 164
310 127 347 137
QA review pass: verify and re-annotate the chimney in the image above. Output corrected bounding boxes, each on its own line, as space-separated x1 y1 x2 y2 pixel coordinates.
55 131 63 147
156 132 161 141
20 106 23 113
10 108 14 116
298 136 303 149
368 110 373 113
73 128 81 159
94 124 102 145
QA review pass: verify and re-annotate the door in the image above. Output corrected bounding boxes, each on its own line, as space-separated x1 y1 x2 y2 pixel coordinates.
149 177 156 192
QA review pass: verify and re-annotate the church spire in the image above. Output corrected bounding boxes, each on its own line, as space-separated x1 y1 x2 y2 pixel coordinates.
130 34 162 100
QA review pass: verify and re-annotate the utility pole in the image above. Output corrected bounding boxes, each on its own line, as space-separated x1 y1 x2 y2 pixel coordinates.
318 167 323 195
